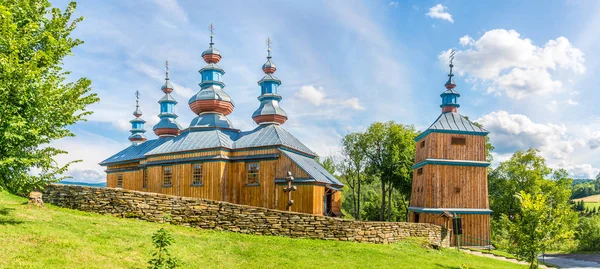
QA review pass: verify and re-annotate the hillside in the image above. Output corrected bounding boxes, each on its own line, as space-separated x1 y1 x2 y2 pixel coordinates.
0 191 525 269
573 194 600 203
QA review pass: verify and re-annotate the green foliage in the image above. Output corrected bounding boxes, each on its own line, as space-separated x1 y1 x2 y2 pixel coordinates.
576 215 600 251
489 149 577 267
0 191 527 268
0 0 98 195
338 132 369 220
148 228 180 269
362 121 417 221
501 192 575 268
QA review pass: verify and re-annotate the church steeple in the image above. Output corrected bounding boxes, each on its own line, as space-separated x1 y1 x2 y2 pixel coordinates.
252 37 288 125
188 24 235 129
129 90 147 145
153 61 182 137
440 48 460 113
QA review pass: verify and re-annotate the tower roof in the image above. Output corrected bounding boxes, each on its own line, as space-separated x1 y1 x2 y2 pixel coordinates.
253 38 287 125
129 90 147 144
154 61 182 137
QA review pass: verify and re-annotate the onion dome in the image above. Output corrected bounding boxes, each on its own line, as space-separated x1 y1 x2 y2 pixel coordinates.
129 90 147 145
441 49 460 113
201 24 222 64
188 24 235 129
154 61 183 137
253 38 288 125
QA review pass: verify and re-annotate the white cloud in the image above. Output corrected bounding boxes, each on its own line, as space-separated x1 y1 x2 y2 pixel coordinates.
546 99 580 111
459 35 474 46
426 4 454 23
476 111 600 178
51 130 127 183
441 29 585 99
294 85 365 110
152 0 188 22
477 111 584 161
388 1 399 8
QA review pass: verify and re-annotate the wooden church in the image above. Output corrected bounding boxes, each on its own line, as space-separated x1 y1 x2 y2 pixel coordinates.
408 53 491 246
100 29 343 216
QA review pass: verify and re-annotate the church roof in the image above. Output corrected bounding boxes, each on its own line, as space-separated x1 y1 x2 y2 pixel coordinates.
99 139 170 165
415 112 488 141
279 150 343 186
101 124 315 165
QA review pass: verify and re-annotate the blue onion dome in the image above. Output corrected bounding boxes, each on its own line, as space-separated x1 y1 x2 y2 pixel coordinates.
262 57 276 74
161 79 174 93
202 26 221 64
133 106 142 118
189 113 235 129
129 90 147 144
253 38 287 125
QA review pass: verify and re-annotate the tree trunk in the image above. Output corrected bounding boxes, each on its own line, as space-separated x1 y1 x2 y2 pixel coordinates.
357 173 361 221
380 179 386 221
388 185 394 221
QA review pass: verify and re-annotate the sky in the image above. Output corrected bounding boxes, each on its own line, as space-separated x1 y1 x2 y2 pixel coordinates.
49 0 600 182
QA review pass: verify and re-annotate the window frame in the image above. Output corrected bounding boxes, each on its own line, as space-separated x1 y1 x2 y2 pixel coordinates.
116 174 123 188
451 137 466 145
417 168 423 175
163 166 173 187
191 163 203 186
246 162 260 186
420 140 425 148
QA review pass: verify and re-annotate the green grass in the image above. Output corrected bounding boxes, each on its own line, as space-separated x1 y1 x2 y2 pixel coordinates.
584 202 600 210
0 191 526 269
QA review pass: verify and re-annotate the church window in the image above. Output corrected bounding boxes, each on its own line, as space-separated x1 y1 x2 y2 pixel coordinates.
117 174 123 188
417 168 423 175
420 140 425 148
451 137 466 145
247 163 259 185
192 163 203 185
163 166 173 187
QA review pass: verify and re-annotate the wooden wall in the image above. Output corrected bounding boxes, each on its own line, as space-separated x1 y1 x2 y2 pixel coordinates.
410 164 488 209
105 149 330 215
410 212 490 246
415 133 487 163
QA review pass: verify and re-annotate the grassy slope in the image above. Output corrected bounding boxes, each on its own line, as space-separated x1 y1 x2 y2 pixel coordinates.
573 194 600 210
0 192 525 269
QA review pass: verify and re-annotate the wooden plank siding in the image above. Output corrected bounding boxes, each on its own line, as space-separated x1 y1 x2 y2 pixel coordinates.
104 149 327 215
410 132 491 246
410 165 488 209
415 133 487 163
409 213 490 246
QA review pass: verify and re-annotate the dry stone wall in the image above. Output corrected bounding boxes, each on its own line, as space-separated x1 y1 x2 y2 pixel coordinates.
43 185 449 247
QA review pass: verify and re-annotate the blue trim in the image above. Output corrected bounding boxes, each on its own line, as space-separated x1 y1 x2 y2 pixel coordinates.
408 207 492 215
412 159 490 169
144 153 280 167
414 129 489 142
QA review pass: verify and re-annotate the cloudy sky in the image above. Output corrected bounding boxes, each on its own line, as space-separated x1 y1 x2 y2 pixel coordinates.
50 0 600 182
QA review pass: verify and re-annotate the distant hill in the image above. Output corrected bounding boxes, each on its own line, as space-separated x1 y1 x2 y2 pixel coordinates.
58 181 106 187
573 194 600 203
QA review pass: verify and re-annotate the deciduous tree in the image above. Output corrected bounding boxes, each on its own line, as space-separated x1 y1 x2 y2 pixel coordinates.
0 0 98 194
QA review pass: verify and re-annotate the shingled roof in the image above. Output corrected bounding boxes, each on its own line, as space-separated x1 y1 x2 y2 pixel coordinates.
415 112 489 141
100 124 315 165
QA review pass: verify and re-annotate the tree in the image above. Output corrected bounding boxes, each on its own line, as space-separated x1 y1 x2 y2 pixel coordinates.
339 132 368 220
490 149 577 267
362 122 417 221
471 120 494 162
0 0 98 194
577 215 600 251
148 228 180 269
503 191 575 269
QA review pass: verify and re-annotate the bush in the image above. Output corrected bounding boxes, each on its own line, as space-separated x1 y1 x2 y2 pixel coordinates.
577 215 600 251
148 228 180 269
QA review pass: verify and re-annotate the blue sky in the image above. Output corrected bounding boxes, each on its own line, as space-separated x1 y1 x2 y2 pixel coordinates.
50 0 600 182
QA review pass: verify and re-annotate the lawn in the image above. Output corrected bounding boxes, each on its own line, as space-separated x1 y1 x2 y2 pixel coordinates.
0 191 526 269
573 194 600 210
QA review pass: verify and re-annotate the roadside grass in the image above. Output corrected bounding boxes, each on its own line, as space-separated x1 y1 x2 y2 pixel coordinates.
0 191 526 269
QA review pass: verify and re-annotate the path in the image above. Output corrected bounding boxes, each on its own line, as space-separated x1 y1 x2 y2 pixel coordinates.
541 254 600 269
460 249 551 268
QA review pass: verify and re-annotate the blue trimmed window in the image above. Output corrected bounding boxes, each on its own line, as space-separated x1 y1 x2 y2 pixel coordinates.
247 163 259 185
192 163 203 186
163 166 173 187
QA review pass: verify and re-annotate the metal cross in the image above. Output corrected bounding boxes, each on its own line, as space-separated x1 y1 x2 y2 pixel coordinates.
266 37 272 57
449 48 455 75
283 171 297 211
135 90 140 109
209 23 215 43
165 60 169 79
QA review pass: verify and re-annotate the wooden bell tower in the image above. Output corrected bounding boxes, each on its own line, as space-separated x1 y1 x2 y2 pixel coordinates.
408 51 491 246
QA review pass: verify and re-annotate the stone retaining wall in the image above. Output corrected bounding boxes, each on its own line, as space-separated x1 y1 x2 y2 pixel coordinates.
43 185 449 247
